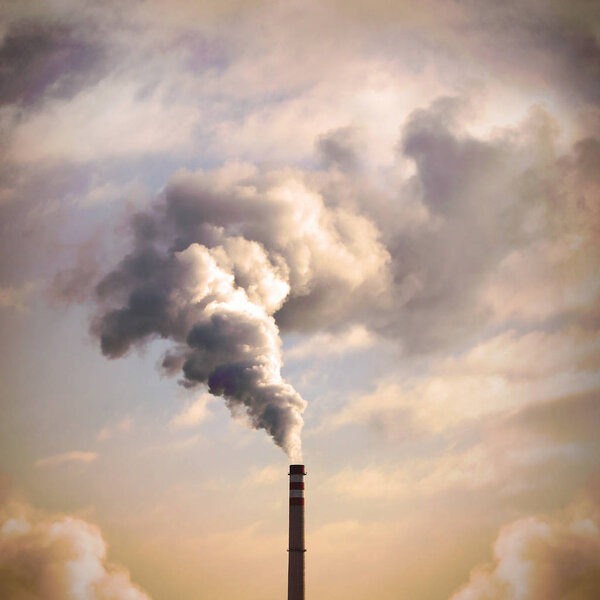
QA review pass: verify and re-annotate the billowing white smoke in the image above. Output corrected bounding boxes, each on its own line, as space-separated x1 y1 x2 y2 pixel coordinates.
170 242 304 457
0 485 151 600
91 165 390 457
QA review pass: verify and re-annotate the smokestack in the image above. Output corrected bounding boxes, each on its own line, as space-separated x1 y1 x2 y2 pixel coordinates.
288 464 306 600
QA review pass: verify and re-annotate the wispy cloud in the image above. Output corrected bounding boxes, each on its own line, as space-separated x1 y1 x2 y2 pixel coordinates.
35 451 98 468
148 434 203 454
326 439 584 503
97 417 134 441
329 326 600 436
286 325 377 360
0 283 35 311
243 464 282 487
170 394 213 427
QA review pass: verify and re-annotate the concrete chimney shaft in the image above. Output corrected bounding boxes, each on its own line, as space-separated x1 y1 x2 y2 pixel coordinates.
288 464 306 600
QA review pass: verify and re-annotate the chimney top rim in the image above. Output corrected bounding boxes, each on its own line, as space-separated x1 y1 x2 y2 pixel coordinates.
289 464 306 474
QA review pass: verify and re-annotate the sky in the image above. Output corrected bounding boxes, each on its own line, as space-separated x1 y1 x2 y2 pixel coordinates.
0 0 599 598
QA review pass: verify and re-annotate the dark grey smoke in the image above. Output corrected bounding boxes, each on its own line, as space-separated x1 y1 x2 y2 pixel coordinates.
92 220 305 456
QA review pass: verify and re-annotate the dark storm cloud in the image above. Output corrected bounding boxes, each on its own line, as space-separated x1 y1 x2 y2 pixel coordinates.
0 21 104 107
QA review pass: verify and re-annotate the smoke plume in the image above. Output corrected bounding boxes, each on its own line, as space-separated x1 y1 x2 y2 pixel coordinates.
85 100 599 457
91 162 391 456
89 148 399 456
94 237 304 456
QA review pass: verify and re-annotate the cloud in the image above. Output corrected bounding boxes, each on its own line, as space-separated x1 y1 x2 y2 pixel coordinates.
449 488 600 600
0 479 151 599
246 464 281 486
326 436 585 503
331 325 600 435
170 394 212 427
0 4 598 598
10 76 199 164
466 1 600 108
0 282 34 310
0 21 104 108
324 379 600 507
515 390 600 448
157 434 202 453
316 126 365 172
285 325 376 361
482 135 600 324
97 417 133 441
35 451 98 469
50 239 101 304
2 0 598 174
385 101 566 351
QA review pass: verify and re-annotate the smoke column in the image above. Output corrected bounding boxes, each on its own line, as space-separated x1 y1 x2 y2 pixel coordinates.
91 231 306 457
288 464 306 600
78 156 401 458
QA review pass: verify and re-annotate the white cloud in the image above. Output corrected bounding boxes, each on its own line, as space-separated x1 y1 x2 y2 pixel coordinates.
449 494 600 600
0 484 151 600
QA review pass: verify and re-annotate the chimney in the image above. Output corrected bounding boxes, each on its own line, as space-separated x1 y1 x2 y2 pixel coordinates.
288 464 306 600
